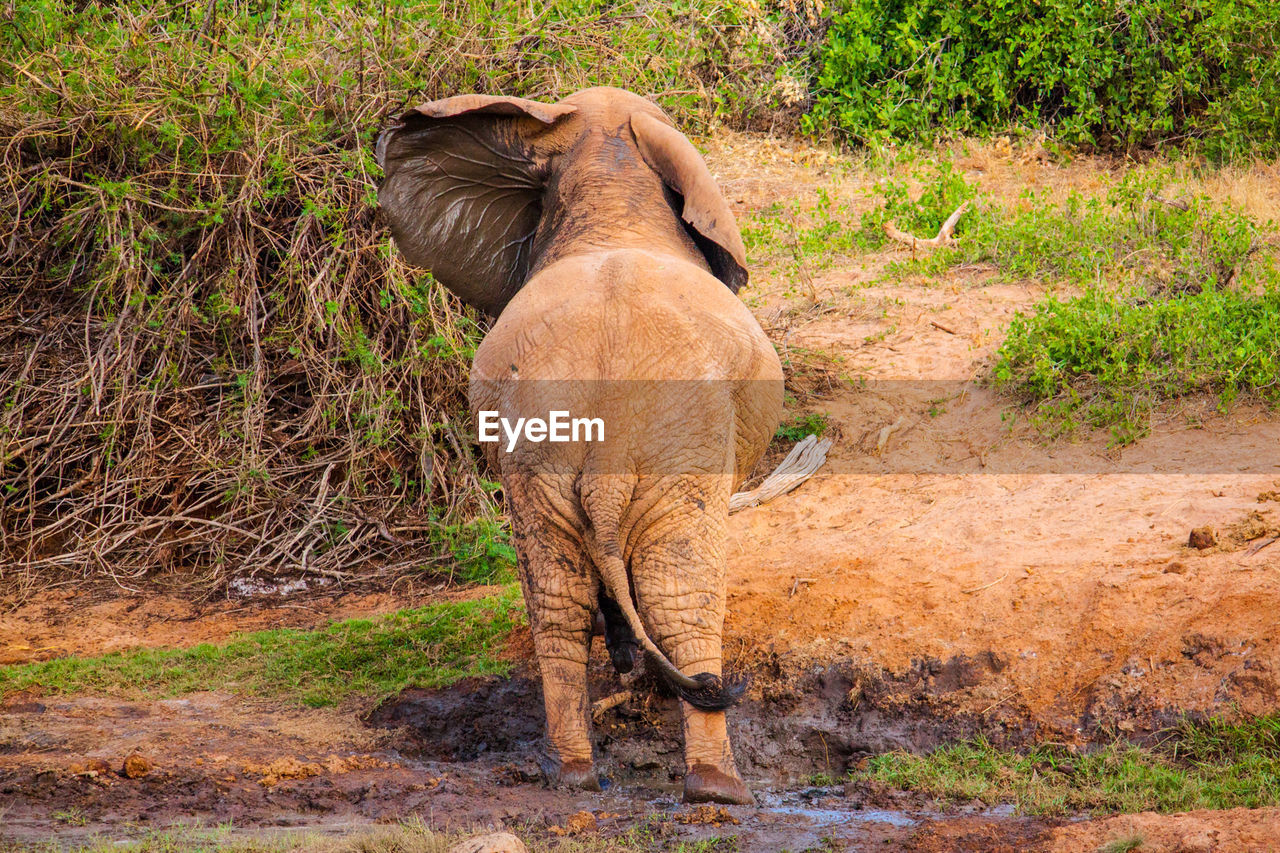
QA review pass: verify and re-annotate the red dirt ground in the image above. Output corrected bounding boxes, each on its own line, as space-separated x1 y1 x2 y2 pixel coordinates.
3 134 1280 850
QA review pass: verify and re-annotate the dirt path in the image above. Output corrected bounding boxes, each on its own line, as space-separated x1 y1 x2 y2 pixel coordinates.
3 135 1280 849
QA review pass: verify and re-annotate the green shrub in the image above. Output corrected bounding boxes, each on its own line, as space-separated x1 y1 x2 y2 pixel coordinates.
806 0 1280 157
856 160 981 249
435 515 518 585
995 284 1280 443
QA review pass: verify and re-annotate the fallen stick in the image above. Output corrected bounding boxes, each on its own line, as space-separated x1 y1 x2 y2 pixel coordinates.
1146 192 1190 212
789 577 817 598
884 200 970 249
591 691 634 722
729 434 832 513
1246 536 1278 558
962 571 1008 594
875 416 907 456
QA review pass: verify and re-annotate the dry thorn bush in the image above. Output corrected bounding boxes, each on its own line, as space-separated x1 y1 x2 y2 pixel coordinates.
0 0 824 602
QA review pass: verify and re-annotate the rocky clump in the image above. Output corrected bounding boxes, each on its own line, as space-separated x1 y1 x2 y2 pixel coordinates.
1188 526 1217 549
121 754 152 779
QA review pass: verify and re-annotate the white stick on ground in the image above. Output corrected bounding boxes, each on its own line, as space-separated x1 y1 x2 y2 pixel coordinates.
884 200 970 249
729 433 832 513
591 690 634 722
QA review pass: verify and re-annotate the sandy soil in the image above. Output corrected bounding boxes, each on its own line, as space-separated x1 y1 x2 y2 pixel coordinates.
706 132 1280 743
3 134 1280 850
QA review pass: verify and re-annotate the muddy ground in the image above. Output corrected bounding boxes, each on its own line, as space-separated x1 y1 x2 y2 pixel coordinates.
3 136 1280 850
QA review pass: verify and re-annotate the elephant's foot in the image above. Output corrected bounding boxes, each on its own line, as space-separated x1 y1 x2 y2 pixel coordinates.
554 758 602 792
683 763 754 805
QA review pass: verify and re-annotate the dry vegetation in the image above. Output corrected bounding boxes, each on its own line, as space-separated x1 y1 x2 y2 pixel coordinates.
0 0 821 602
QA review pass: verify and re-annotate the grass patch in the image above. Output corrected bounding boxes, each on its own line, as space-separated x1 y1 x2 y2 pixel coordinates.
857 716 1280 816
1098 838 1145 853
0 587 523 707
775 411 832 442
743 187 864 282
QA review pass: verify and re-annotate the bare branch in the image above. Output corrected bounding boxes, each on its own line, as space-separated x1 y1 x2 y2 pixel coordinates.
884 200 970 249
1146 192 1190 212
730 434 831 513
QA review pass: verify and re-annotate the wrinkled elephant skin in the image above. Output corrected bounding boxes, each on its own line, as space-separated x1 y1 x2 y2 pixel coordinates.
378 87 783 804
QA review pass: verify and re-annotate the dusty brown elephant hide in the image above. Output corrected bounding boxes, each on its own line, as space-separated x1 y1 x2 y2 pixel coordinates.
377 87 783 805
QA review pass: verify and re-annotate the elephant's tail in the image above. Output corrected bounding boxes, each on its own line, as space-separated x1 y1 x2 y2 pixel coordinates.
580 479 745 713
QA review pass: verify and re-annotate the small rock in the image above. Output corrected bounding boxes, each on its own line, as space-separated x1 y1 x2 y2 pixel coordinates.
446 832 528 853
1163 560 1189 574
1188 526 1216 549
547 811 598 837
673 805 738 826
121 753 152 779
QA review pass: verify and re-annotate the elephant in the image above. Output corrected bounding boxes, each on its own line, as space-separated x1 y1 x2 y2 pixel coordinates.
376 87 783 805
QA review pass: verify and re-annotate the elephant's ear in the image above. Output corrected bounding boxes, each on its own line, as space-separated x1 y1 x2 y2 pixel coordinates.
376 95 577 317
629 111 748 293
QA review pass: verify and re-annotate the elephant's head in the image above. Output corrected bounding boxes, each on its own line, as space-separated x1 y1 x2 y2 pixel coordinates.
375 87 746 318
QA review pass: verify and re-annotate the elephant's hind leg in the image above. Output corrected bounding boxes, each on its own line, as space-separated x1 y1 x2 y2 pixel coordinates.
629 515 754 805
509 499 600 791
598 591 640 675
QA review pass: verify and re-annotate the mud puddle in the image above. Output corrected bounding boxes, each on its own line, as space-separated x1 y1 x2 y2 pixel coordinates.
5 651 1280 850
0 655 1059 851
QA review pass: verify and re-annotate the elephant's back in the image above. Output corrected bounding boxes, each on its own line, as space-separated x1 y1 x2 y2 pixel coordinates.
473 249 779 384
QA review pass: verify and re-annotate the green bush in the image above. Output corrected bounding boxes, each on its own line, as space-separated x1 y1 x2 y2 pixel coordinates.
996 284 1280 443
775 411 832 441
806 0 1280 157
984 173 1280 443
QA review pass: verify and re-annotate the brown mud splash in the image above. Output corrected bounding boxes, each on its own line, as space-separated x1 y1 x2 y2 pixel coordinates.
0 682 1033 851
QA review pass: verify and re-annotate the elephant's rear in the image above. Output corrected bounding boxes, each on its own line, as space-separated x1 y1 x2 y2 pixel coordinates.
472 249 783 487
383 87 774 803
473 249 780 709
